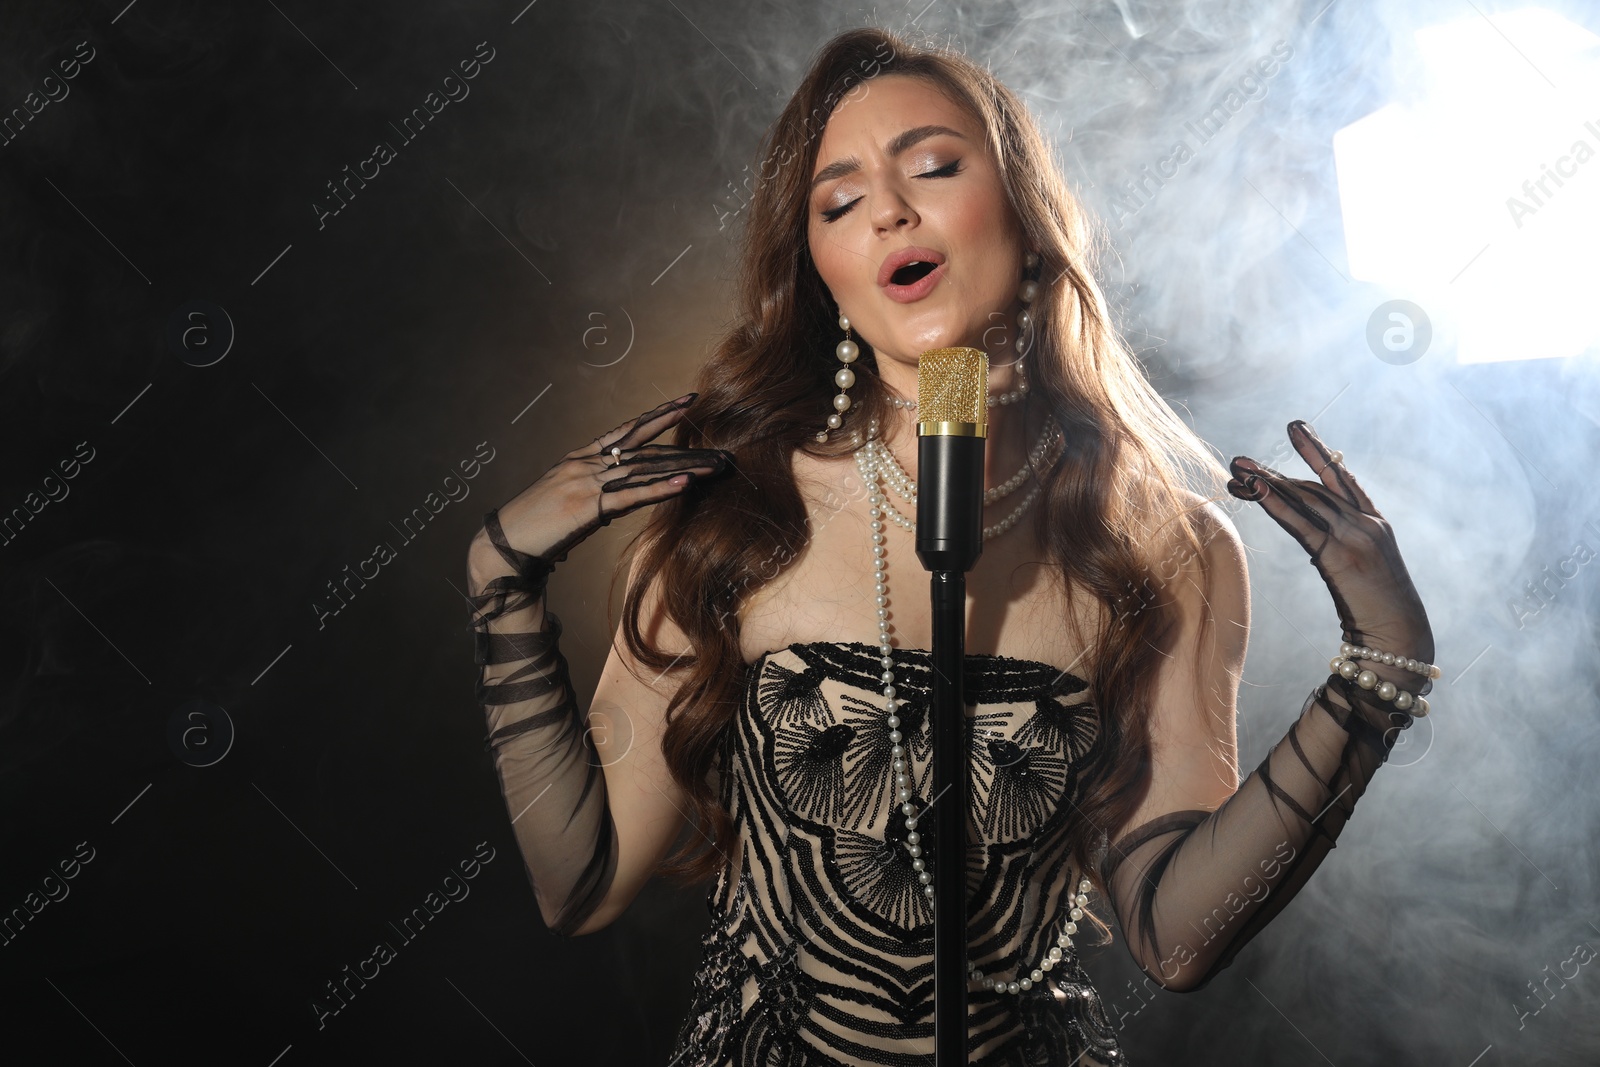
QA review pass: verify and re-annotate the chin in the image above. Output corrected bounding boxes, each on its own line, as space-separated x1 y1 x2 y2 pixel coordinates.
904 325 974 356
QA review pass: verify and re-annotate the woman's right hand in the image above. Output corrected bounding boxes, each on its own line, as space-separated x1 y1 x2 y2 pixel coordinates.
474 392 734 573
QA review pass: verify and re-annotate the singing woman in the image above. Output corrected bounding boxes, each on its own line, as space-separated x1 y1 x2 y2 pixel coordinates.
464 26 1436 1066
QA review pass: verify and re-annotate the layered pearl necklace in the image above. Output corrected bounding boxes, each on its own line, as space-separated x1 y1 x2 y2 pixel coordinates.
866 411 1063 534
851 413 1089 995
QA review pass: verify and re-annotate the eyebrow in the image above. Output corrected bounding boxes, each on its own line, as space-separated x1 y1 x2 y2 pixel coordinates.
809 124 968 192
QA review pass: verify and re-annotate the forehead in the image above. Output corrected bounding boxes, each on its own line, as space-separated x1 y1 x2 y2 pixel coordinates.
813 74 975 163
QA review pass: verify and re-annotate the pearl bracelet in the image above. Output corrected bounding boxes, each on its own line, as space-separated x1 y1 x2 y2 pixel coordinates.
1340 642 1441 681
1328 641 1436 717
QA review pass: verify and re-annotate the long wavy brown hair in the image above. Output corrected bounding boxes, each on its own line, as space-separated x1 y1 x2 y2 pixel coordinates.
614 26 1232 946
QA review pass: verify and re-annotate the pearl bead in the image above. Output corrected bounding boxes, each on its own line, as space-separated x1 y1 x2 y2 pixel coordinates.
838 314 851 331
1024 251 1040 269
1019 280 1039 303
834 393 852 412
836 339 859 362
1377 681 1397 701
1016 308 1033 331
1394 690 1413 710
835 367 856 389
826 413 842 429
1357 669 1377 689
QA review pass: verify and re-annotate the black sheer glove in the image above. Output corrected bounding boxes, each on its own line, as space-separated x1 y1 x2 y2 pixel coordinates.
491 391 735 566
1229 419 1434 668
1096 421 1435 991
1100 670 1419 991
465 394 733 937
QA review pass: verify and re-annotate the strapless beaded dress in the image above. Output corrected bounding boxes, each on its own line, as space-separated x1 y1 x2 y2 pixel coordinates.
666 640 1126 1066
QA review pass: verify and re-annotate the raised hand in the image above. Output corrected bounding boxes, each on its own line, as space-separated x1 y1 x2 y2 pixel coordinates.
472 393 734 583
1226 420 1434 670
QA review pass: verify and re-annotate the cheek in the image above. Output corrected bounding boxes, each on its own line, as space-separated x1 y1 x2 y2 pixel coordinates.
809 232 866 295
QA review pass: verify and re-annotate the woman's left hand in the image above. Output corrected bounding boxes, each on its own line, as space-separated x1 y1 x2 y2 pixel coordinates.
1227 420 1435 669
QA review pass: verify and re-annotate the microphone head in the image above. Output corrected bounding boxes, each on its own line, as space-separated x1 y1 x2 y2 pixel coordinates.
915 347 988 437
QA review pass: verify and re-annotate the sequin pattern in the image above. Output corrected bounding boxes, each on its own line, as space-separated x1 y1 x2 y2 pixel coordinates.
667 641 1128 1066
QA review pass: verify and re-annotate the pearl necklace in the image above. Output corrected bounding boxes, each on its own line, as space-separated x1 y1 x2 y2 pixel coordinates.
851 417 1088 995
870 411 1064 512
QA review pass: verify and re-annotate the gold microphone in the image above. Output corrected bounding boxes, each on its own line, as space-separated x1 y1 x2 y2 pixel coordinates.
914 346 988 572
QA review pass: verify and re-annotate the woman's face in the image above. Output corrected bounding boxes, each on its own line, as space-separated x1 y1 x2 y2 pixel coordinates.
807 73 1027 369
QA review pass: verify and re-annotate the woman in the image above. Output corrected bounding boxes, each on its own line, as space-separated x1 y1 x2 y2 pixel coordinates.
464 27 1436 1066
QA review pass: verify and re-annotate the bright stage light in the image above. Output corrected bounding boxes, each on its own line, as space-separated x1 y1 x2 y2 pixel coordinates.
1332 9 1600 364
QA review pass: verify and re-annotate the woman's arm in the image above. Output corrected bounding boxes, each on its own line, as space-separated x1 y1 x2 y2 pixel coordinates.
1095 501 1425 992
467 518 694 938
464 394 731 938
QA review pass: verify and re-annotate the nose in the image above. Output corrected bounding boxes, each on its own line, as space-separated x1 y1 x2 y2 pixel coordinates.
869 182 919 235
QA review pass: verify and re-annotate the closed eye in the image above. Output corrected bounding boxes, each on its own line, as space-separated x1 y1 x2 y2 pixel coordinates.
818 159 965 224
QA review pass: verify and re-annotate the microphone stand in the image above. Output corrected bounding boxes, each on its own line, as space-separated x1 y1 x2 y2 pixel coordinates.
927 567 970 1067
913 348 988 1067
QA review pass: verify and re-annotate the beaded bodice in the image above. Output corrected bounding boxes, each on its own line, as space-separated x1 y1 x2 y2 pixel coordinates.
667 640 1126 1066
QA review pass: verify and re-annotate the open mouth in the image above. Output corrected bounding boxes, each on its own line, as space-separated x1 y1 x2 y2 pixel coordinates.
889 261 938 286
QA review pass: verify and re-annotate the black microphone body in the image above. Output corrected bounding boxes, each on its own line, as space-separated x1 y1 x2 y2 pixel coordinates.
914 432 985 572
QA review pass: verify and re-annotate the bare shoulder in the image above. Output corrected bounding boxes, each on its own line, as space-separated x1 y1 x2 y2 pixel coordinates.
1163 488 1249 670
1162 488 1247 594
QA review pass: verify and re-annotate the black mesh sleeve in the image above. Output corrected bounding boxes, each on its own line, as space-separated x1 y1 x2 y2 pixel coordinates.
1100 660 1429 992
467 507 618 938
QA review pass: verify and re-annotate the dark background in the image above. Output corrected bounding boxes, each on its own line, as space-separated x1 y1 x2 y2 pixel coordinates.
2 0 1598 1064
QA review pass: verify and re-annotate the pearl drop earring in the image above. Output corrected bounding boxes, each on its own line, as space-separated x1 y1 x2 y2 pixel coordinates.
1016 250 1041 356
817 312 859 444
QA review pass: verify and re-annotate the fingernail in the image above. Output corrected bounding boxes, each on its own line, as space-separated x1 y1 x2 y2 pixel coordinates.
676 391 698 404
